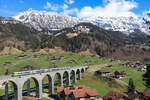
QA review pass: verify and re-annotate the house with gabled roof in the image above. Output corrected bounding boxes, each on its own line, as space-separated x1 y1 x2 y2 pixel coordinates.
143 87 150 99
57 85 101 100
103 91 127 100
114 70 126 78
95 70 111 77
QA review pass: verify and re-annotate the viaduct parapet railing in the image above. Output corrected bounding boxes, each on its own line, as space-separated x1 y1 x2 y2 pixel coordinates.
0 66 88 100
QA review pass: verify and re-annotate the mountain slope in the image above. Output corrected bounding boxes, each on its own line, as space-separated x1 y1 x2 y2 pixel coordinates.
88 16 150 35
13 9 81 32
13 9 150 35
0 22 40 50
39 22 150 61
1 17 150 61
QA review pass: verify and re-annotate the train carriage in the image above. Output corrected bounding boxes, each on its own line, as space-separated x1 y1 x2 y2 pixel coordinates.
11 66 72 77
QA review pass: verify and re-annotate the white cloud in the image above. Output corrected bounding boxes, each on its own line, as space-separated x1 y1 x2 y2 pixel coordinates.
43 1 75 16
44 2 59 11
77 0 138 18
62 4 69 10
64 0 74 4
44 2 69 11
43 0 138 18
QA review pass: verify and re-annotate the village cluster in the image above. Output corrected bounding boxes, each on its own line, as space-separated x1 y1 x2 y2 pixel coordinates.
94 64 127 79
23 85 150 100
121 62 147 72
41 62 149 100
95 61 147 80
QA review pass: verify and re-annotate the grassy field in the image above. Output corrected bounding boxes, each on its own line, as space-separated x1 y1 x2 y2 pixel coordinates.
0 50 110 75
74 72 127 97
72 62 146 96
0 49 147 99
98 62 146 92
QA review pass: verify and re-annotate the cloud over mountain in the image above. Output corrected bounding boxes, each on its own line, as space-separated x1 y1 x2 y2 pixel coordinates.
64 0 75 4
42 0 139 19
77 0 138 18
44 2 59 11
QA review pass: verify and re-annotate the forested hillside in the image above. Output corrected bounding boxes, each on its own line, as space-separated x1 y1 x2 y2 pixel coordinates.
0 22 150 62
0 23 40 50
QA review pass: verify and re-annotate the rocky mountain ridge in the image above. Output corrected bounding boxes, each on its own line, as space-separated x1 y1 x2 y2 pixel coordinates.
88 16 150 35
13 9 150 35
13 9 82 31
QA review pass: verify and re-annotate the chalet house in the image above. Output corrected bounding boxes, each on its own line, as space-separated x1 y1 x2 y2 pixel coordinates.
143 87 150 99
114 70 126 78
137 67 146 72
143 65 147 69
23 65 34 70
57 85 100 100
50 56 63 61
95 70 111 77
106 64 113 67
22 97 38 100
50 56 57 60
68 60 76 64
3 62 12 66
135 61 142 66
103 91 126 100
17 55 28 58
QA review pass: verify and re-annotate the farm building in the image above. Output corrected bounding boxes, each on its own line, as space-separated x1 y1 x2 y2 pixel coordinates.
22 97 38 100
103 91 127 100
143 87 150 99
106 64 113 67
95 70 111 77
57 85 101 100
137 67 146 72
114 70 126 78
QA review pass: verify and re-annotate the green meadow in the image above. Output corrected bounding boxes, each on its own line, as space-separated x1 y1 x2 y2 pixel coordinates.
0 50 147 98
0 51 110 75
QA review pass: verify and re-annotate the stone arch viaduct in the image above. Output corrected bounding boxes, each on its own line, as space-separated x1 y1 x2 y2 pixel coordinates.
0 66 88 100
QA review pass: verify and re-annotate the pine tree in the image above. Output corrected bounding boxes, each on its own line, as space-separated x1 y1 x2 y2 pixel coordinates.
128 78 135 93
143 64 150 87
5 69 9 75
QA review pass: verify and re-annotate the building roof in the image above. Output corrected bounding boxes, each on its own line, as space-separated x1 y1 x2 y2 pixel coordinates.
86 89 99 96
57 86 64 93
96 70 110 73
57 85 99 98
73 90 87 98
104 91 124 100
22 97 38 100
106 64 113 67
144 88 150 97
114 70 126 75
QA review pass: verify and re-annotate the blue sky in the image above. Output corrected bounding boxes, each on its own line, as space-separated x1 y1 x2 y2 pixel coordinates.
0 0 149 18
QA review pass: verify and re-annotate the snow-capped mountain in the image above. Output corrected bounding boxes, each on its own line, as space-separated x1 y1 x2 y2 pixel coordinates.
13 9 150 35
88 16 150 35
143 11 150 26
13 8 81 31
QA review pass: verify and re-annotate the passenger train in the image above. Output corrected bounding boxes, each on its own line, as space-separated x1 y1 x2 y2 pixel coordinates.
11 67 71 77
